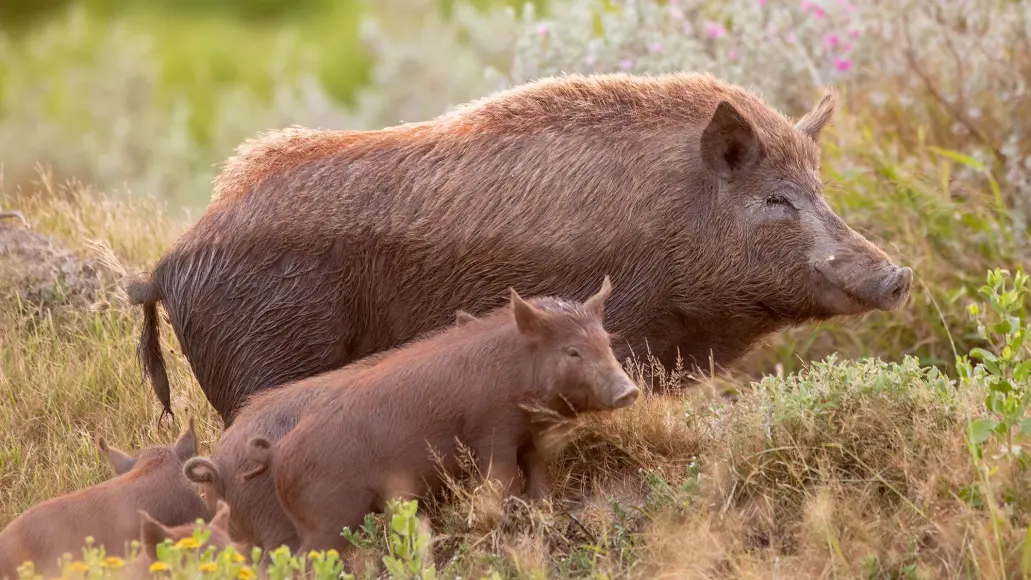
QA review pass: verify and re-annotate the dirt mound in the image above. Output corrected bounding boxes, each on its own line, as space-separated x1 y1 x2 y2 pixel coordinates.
0 219 102 309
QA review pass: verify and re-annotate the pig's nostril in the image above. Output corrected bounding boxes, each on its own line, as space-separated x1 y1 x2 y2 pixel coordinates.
612 384 641 408
888 267 913 304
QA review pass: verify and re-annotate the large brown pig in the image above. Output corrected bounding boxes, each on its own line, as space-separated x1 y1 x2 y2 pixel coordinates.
126 71 913 425
249 277 640 553
180 309 481 554
0 420 210 580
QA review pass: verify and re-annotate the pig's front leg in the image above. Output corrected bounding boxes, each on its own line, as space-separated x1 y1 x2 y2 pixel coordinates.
517 443 549 501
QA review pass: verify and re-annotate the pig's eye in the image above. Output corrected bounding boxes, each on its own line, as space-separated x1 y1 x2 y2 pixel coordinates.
565 347 582 359
764 194 791 207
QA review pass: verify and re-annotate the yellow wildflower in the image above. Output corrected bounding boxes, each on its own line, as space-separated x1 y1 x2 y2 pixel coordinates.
175 537 201 550
308 551 320 560
148 562 170 573
232 552 246 563
199 562 218 573
326 550 339 558
101 557 125 569
238 567 255 580
67 562 90 573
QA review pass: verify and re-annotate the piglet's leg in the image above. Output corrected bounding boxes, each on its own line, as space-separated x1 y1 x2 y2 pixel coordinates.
517 444 550 500
475 443 521 499
295 490 376 555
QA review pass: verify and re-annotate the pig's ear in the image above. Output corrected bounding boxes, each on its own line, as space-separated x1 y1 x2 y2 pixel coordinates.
454 310 477 327
510 288 547 337
584 275 613 319
139 510 172 561
99 437 137 476
700 101 764 182
210 500 232 533
174 417 198 462
796 88 838 143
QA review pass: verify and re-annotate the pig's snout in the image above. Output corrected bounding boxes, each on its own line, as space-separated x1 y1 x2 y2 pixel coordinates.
815 257 914 313
607 375 641 409
879 265 913 308
846 263 913 311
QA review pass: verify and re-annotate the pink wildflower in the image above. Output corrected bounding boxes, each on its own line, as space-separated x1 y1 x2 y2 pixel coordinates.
801 0 812 9
585 53 596 66
848 28 859 39
620 58 634 70
727 48 738 60
833 57 852 72
705 21 727 38
758 0 767 5
537 24 548 36
824 33 839 48
785 32 797 44
812 5 825 18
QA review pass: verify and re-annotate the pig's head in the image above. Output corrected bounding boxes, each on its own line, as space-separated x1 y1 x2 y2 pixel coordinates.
695 89 912 322
138 499 236 562
97 417 200 476
511 276 641 415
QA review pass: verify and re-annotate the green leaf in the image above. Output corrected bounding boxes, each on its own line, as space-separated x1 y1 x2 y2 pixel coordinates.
1019 417 1031 437
970 348 998 362
928 146 985 171
969 418 998 445
383 558 405 578
1015 361 1031 383
984 360 1002 376
992 379 1014 394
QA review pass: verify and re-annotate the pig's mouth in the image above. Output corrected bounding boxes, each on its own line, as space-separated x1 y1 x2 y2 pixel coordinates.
812 261 914 315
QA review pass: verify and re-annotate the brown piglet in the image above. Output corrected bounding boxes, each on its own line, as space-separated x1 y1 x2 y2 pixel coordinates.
125 500 243 580
253 277 640 554
0 420 211 580
182 309 480 554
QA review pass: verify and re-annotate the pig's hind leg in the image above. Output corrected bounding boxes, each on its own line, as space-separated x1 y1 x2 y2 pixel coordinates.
294 487 378 554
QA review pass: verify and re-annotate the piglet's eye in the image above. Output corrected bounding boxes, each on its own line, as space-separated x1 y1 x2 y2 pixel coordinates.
566 348 582 359
765 194 790 206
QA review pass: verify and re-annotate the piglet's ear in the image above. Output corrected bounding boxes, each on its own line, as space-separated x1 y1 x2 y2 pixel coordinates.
139 510 171 561
99 437 137 476
209 500 231 533
510 288 546 337
584 275 613 318
174 417 198 462
700 101 764 182
454 310 477 327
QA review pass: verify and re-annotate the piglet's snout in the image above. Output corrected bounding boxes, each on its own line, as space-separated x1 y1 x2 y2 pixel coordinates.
607 375 641 409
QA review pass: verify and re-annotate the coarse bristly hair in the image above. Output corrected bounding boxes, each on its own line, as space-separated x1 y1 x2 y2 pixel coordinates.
126 70 906 429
